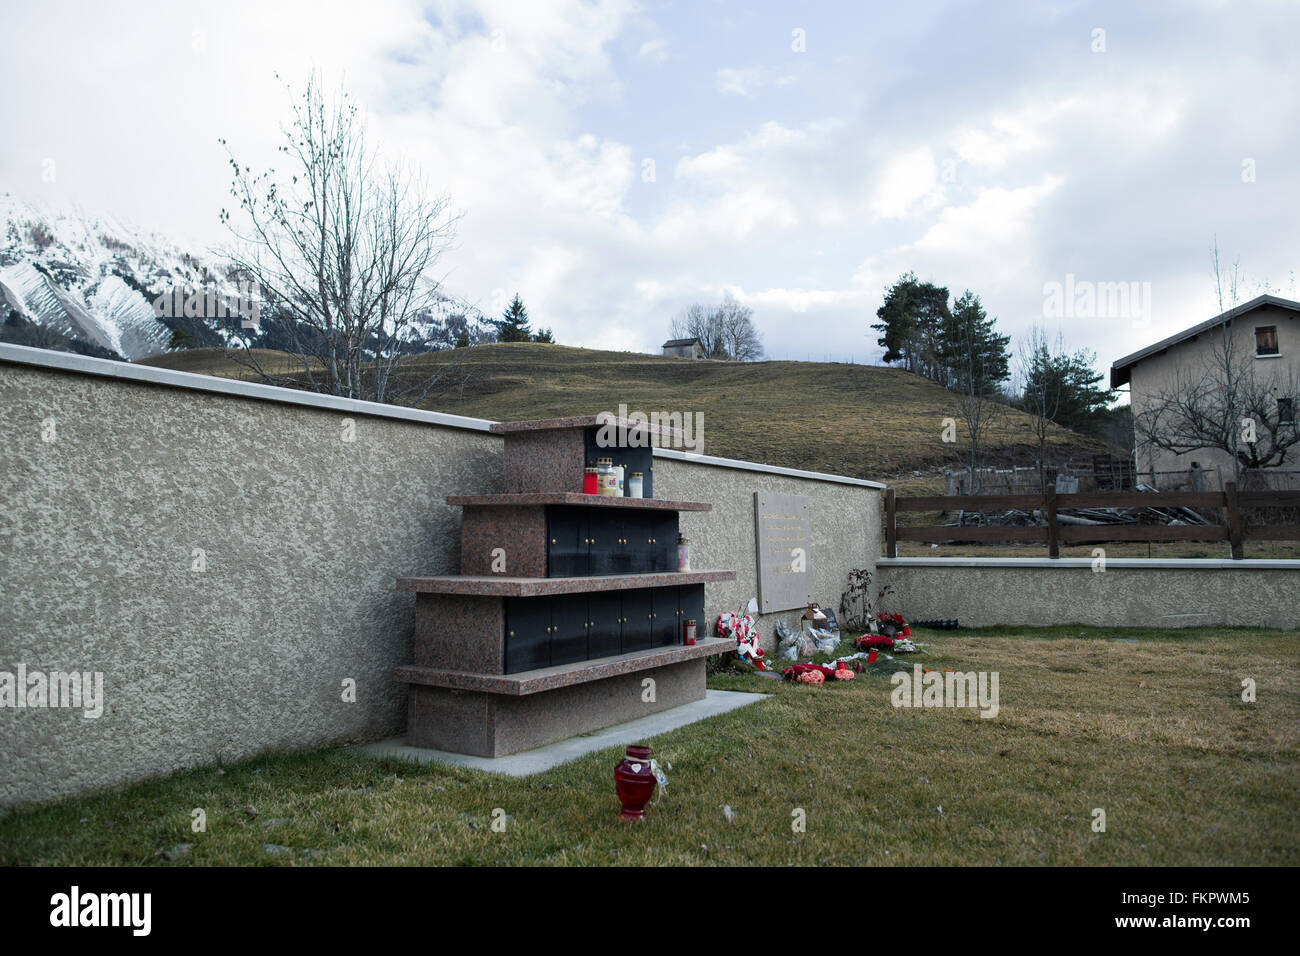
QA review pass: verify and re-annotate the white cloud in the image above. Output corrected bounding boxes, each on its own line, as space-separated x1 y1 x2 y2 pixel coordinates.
949 90 1184 172
716 66 764 97
950 97 1084 170
747 121 804 150
740 285 870 313
674 145 746 181
853 176 1065 296
910 176 1064 261
673 121 805 182
652 184 798 243
868 147 946 220
637 37 669 61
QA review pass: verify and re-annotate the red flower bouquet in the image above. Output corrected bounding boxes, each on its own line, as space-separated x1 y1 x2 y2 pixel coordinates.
782 662 847 683
854 633 895 651
876 612 911 638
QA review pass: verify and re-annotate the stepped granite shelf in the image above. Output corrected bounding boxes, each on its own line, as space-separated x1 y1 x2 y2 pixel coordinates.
393 414 736 758
396 638 733 695
397 570 736 596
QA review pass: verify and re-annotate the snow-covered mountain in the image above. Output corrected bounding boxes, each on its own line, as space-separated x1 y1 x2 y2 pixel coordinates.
0 191 225 360
0 190 494 362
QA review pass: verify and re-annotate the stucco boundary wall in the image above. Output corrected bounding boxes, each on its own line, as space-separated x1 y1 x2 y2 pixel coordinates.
0 343 881 807
877 557 1300 630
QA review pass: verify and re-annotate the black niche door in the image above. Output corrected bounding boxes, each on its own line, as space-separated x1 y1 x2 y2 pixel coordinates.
607 515 636 575
678 584 706 639
631 512 665 572
617 511 648 572
547 506 588 577
505 597 551 673
586 511 619 576
651 588 680 647
650 512 678 571
549 595 589 666
587 590 622 659
620 588 653 653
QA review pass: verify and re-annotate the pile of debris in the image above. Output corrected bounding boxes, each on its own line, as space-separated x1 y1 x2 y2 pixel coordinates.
947 484 1214 529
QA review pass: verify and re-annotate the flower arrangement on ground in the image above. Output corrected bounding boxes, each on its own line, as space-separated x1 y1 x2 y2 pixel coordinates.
716 611 766 670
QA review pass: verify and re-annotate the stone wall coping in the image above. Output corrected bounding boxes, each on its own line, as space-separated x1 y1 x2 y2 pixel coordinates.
652 447 885 489
1 342 885 489
0 342 496 432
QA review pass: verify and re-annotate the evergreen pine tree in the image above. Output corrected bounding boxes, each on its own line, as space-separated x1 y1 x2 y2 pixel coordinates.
1022 344 1113 432
497 294 533 342
169 323 194 350
871 272 951 380
940 291 1010 394
532 327 554 343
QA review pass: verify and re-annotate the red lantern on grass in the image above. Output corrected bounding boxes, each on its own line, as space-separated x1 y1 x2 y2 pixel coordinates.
614 745 657 822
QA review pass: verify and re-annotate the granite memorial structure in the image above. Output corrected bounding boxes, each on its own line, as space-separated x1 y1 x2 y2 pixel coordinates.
393 415 738 757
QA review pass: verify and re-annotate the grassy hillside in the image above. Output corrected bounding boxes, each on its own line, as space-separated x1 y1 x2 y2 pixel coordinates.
139 343 1117 481
137 348 307 379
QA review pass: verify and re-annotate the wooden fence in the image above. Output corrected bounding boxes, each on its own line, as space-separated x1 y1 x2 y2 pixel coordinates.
883 483 1300 559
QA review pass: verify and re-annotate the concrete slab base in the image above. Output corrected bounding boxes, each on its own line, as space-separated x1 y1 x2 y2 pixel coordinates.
406 658 711 756
352 689 769 776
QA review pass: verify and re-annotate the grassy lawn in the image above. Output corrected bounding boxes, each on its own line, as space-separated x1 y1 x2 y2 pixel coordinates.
2 627 1295 866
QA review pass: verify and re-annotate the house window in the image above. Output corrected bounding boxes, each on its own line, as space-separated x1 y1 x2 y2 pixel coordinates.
1255 326 1279 356
1280 398 1296 425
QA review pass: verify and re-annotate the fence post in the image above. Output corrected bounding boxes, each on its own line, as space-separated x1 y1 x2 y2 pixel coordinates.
1224 481 1244 559
1045 483 1060 558
885 487 897 558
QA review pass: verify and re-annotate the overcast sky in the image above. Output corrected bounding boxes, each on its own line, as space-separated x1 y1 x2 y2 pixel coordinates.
3 0 1298 378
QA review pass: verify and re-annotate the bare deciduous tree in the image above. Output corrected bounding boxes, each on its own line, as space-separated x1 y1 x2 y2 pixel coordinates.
1017 326 1065 492
668 292 763 361
949 317 1009 493
219 72 469 405
716 293 764 362
669 303 719 357
952 387 1008 494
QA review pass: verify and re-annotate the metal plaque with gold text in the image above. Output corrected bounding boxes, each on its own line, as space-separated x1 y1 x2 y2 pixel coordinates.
753 492 813 613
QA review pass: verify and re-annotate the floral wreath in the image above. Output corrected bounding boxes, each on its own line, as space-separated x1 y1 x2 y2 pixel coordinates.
716 611 767 670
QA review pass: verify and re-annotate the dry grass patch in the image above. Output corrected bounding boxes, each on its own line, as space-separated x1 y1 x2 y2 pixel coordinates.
139 343 1112 479
1 628 1294 866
